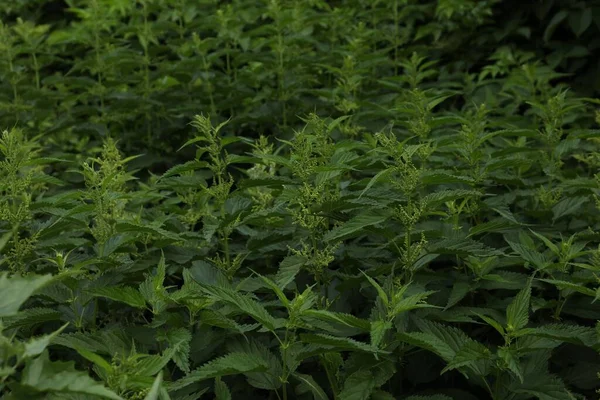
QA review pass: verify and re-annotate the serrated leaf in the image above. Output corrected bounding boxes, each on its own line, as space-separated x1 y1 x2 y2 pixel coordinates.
164 328 192 373
391 290 439 316
324 211 388 242
299 334 384 355
86 286 146 309
170 352 269 390
359 168 394 199
275 254 305 288
506 280 532 333
445 280 471 310
214 377 231 400
538 279 596 297
192 282 280 331
440 340 491 376
20 351 123 399
498 347 524 383
370 320 392 348
512 324 597 347
552 197 588 222
302 309 371 331
338 370 375 400
506 240 548 269
23 324 69 358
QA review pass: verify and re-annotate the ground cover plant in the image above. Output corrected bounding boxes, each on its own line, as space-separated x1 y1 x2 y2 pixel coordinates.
2 1 600 399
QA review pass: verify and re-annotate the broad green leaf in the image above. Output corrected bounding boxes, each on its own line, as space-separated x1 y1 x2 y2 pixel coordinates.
338 370 375 400
0 273 53 318
192 282 281 331
19 351 123 399
358 168 394 199
23 324 69 358
324 211 388 242
552 197 588 223
170 352 269 390
86 286 147 309
275 254 305 289
506 280 532 333
498 347 524 383
473 313 505 336
512 324 597 347
440 340 491 376
370 320 392 349
391 290 439 316
445 280 471 310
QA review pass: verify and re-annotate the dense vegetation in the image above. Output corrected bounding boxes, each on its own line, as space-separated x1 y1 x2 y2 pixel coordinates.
1 1 600 399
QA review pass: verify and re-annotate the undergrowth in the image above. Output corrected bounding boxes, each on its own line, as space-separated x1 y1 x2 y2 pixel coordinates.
2 1 600 400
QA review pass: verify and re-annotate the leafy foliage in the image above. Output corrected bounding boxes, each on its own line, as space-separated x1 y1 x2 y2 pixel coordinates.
2 1 600 399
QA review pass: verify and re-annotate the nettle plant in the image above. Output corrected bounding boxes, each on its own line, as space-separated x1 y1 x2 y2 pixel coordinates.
2 68 600 399
2 1 600 400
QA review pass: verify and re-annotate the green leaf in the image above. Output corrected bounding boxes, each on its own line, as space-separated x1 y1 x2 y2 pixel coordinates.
293 372 329 400
552 197 588 223
506 280 532 333
391 290 439 316
143 372 166 400
214 377 231 400
192 282 281 331
568 9 592 37
19 351 123 399
164 328 192 373
86 286 147 309
506 240 548 269
299 334 384 355
538 279 596 297
0 273 53 318
324 211 388 242
361 271 389 307
370 320 392 349
544 10 569 42
170 352 269 390
445 280 471 310
23 324 69 358
302 309 371 331
338 370 375 400
275 255 306 288
513 373 576 400
254 272 289 308
358 168 394 199
512 324 597 347
498 346 524 383
473 313 505 336
440 340 491 376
